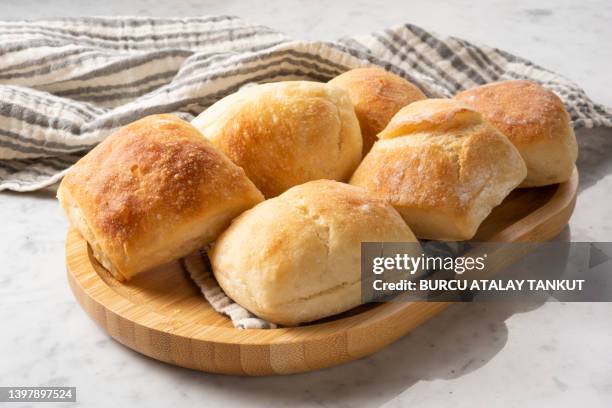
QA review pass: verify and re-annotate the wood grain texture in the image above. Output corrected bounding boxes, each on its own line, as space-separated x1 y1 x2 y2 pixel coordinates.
66 168 578 376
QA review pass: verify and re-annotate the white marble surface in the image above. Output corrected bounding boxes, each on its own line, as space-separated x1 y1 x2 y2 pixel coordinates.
1 1 612 407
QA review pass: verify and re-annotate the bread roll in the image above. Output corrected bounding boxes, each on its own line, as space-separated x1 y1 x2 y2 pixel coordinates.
209 180 417 326
58 114 264 281
455 80 577 187
329 67 427 155
350 99 527 241
191 81 362 197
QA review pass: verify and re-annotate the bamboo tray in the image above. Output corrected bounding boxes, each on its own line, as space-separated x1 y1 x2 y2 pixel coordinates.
65 167 578 375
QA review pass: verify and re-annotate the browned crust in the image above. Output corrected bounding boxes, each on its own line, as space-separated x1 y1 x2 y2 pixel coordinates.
454 80 571 146
377 98 482 138
59 114 263 276
329 67 426 154
192 81 362 198
209 92 338 197
350 99 527 240
351 124 520 215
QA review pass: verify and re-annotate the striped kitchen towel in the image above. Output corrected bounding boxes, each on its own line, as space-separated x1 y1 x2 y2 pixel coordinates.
182 249 277 330
1 15 611 192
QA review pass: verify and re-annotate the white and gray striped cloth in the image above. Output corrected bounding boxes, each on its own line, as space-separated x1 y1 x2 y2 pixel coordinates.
182 249 277 330
1 15 611 192
3 16 612 329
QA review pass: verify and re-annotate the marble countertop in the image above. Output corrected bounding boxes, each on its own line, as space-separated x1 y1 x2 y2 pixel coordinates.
1 1 612 407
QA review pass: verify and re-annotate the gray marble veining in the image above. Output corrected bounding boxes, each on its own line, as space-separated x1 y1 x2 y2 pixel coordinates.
1 1 612 407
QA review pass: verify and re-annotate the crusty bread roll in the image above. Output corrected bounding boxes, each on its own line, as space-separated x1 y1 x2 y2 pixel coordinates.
58 114 264 281
191 81 362 197
350 99 527 241
329 67 427 155
455 80 577 187
209 180 417 326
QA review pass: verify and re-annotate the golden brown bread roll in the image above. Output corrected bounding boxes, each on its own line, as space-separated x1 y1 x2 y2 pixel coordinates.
350 99 527 241
455 80 577 187
191 81 362 197
57 114 264 281
329 67 427 155
209 180 418 326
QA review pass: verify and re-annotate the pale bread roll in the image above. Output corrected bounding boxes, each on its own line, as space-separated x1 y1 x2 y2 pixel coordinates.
58 114 264 281
350 99 527 241
191 81 362 197
209 180 418 326
329 67 427 155
455 80 577 187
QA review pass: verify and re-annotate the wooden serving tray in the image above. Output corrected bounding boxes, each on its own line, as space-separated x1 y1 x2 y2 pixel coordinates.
65 168 578 376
